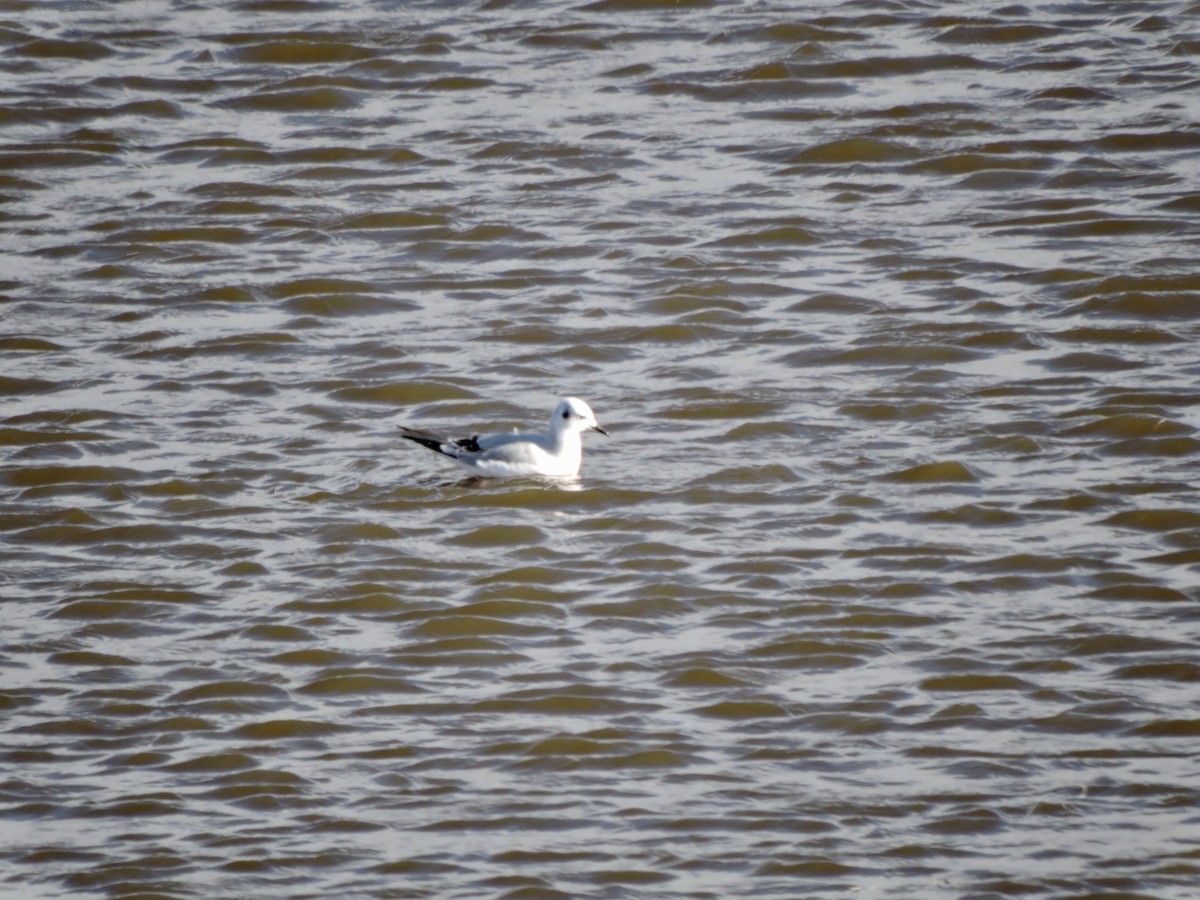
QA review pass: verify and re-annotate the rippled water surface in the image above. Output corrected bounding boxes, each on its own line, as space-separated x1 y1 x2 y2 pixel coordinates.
3 0 1200 897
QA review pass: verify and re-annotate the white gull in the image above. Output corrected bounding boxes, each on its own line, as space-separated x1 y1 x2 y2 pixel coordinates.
398 396 607 477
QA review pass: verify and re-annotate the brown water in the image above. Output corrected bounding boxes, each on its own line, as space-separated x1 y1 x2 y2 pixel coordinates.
3 1 1200 897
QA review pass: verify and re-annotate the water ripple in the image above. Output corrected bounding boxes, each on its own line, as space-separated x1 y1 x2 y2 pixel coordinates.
3 1 1200 897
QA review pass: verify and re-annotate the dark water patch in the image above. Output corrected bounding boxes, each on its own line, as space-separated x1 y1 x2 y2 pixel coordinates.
114 225 256 245
963 553 1113 577
520 26 613 52
223 84 367 112
373 858 470 877
0 338 61 352
0 426 104 446
657 394 782 421
883 461 978 484
331 381 475 406
120 715 214 736
578 595 692 620
1132 719 1200 738
280 593 411 616
1065 632 1184 657
1098 436 1200 457
195 331 304 356
1039 351 1145 372
1086 583 1193 603
1037 216 1187 239
1032 84 1116 103
785 53 992 81
1055 325 1183 345
703 463 797 487
1159 193 1200 212
191 199 288 219
1115 662 1200 682
935 23 1066 44
170 681 288 704
270 648 357 668
795 711 890 736
448 524 545 547
300 672 425 696
388 637 531 669
695 699 791 718
1093 391 1200 412
241 623 315 643
420 76 497 91
0 375 60 396
786 138 921 166
13 717 110 738
187 180 299 201
707 223 818 247
78 794 186 819
1093 479 1196 500
1066 288 1200 320
786 292 885 314
681 77 859 105
157 137 275 166
333 210 450 231
959 328 1037 349
911 151 1056 176
756 857 858 877
1095 130 1200 154
232 719 349 740
919 674 1032 692
477 565 586 587
224 36 379 65
472 139 593 162
663 667 751 688
1103 509 1200 532
49 650 138 667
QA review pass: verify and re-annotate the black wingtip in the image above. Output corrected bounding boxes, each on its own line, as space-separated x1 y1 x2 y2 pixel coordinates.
399 427 454 457
455 434 483 453
399 427 485 459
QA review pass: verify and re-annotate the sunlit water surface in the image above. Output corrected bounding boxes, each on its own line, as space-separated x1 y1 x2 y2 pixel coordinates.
2 1 1200 897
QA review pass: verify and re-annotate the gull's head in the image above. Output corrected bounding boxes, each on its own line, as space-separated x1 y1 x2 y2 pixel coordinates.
554 397 607 436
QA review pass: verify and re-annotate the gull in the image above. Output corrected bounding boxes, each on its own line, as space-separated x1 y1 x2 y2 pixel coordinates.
398 397 607 477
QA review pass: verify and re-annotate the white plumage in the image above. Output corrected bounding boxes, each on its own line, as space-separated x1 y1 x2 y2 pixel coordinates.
399 397 607 477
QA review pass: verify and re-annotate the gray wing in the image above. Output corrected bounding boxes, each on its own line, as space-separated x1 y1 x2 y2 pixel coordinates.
473 432 551 464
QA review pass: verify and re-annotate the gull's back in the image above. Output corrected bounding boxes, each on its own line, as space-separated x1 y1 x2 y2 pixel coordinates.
470 429 579 477
476 430 550 453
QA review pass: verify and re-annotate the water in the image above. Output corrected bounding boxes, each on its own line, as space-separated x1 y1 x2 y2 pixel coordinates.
3 1 1200 897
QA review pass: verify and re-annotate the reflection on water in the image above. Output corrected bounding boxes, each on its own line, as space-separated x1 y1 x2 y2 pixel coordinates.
3 1 1200 897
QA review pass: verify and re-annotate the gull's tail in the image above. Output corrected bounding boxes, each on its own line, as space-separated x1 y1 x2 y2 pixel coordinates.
399 427 481 458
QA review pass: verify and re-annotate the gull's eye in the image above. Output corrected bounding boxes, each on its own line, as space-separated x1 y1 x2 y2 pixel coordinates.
562 410 569 419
